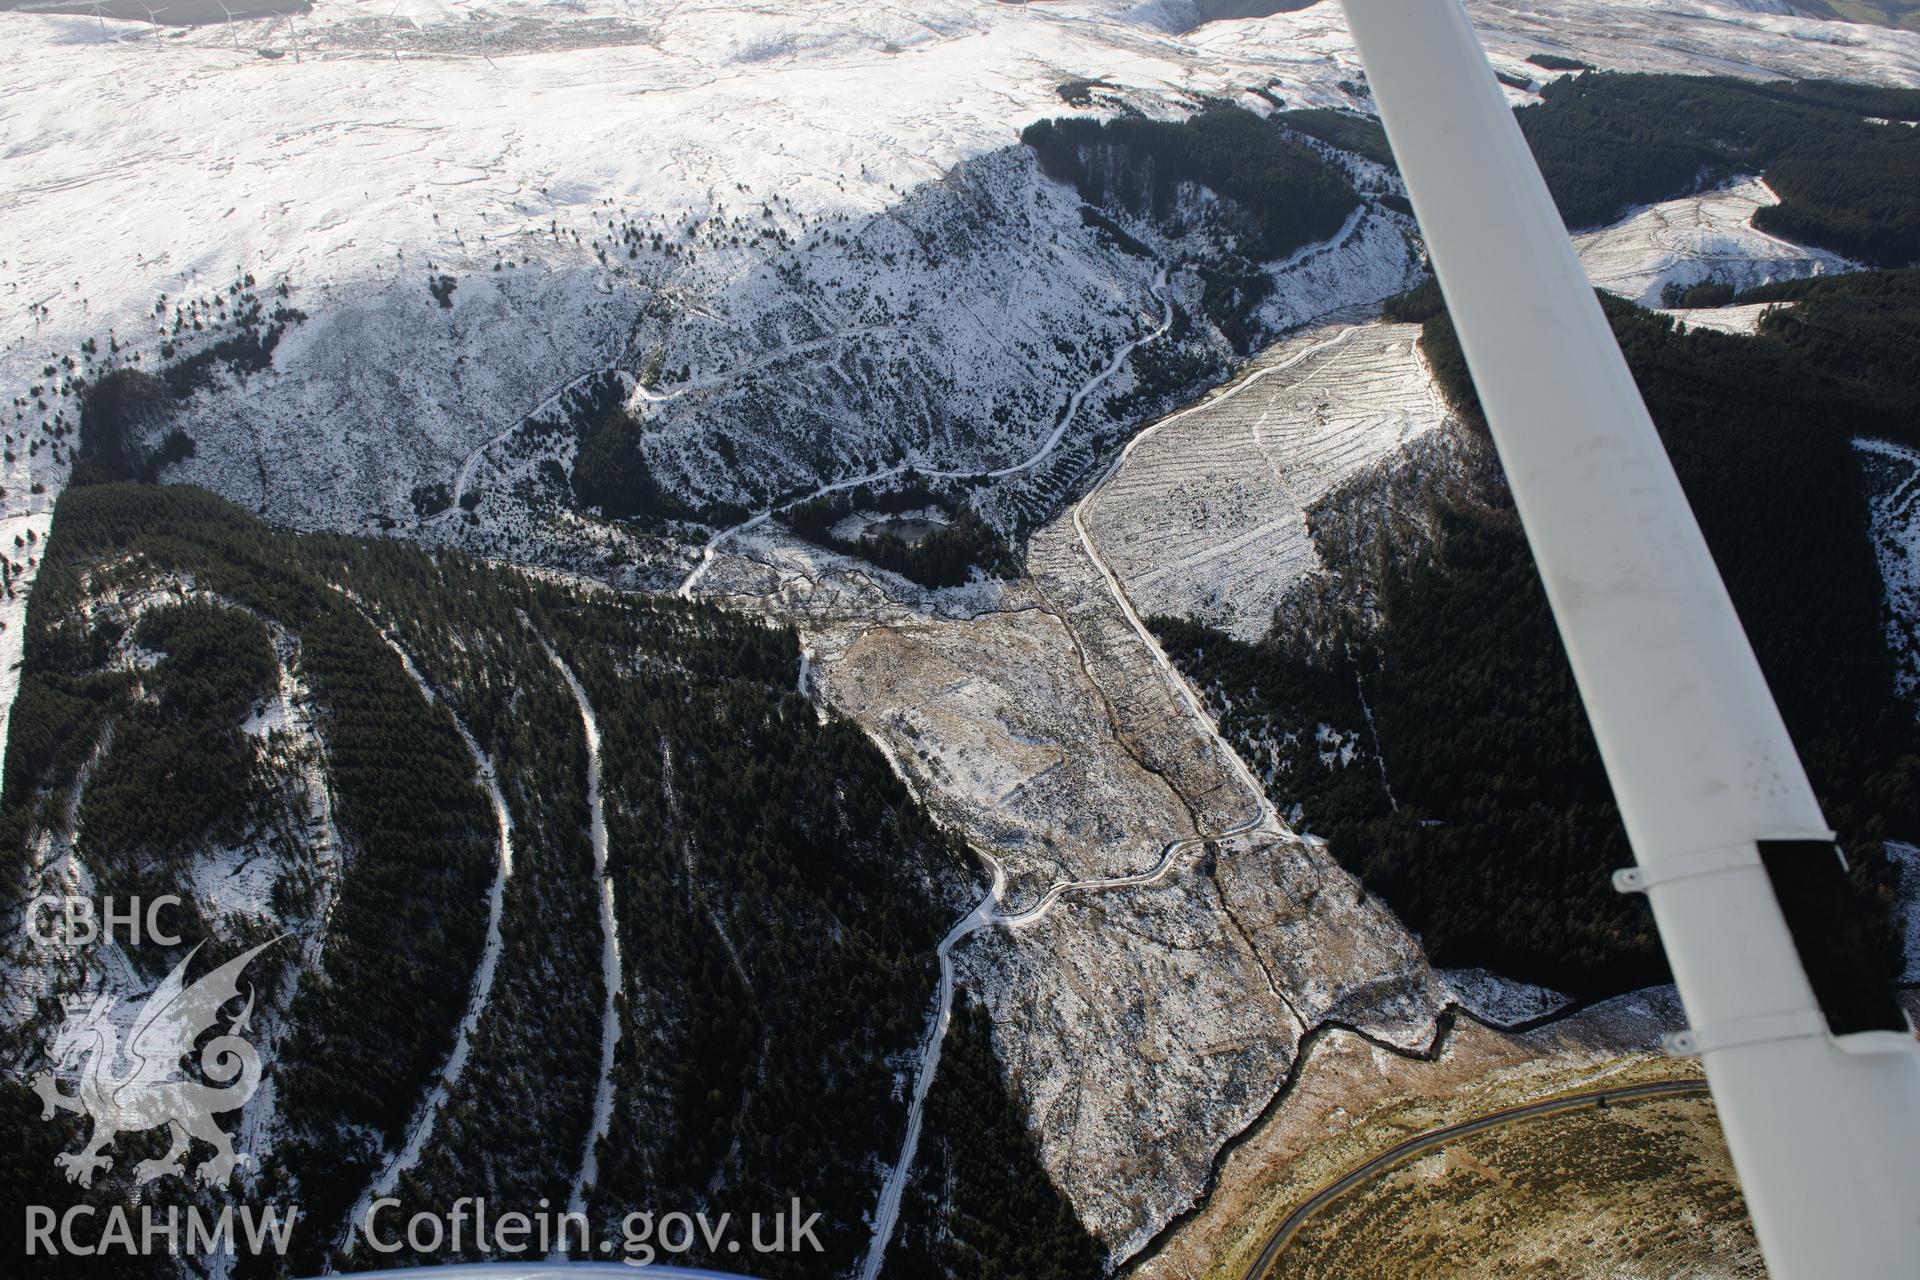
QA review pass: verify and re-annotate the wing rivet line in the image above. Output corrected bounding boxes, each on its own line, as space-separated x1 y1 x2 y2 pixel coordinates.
1612 844 1763 894
1662 1010 1829 1058
1610 833 1835 895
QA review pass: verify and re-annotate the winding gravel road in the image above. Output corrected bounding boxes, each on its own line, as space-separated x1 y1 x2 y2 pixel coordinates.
538 635 624 1223
680 269 1173 599
1239 1079 1712 1280
340 624 517 1257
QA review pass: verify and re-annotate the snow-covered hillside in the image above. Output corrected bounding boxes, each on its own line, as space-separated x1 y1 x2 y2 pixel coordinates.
6 0 1919 545
1081 321 1449 640
1574 177 1859 305
1858 436 1920 705
1656 301 1780 334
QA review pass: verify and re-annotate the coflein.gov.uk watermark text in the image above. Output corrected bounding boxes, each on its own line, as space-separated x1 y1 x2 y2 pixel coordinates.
361 1197 825 1265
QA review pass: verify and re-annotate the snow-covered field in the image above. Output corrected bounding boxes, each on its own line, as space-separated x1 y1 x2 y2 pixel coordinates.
1081 321 1449 640
1188 0 1920 90
1656 301 1781 335
4 0 1916 533
1573 177 1860 305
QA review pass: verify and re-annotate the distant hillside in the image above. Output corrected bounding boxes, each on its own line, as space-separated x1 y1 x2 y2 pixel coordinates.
1789 1 1920 33
1520 73 1920 264
0 0 305 21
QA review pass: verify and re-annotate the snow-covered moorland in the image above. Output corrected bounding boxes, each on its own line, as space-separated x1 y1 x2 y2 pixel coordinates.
6 0 1919 548
0 0 1911 606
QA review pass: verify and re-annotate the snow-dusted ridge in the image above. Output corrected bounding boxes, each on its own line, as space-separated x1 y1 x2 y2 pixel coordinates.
2 0 1916 727
7 0 1917 515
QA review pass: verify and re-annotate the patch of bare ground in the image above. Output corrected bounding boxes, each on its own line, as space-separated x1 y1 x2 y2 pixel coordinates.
820 601 1202 902
1271 1089 1757 1280
1136 989 1701 1280
700 520 1457 1258
1026 514 1256 838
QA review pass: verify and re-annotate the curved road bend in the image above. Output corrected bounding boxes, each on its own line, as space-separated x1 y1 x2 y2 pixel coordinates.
680 269 1174 598
1241 1078 1712 1280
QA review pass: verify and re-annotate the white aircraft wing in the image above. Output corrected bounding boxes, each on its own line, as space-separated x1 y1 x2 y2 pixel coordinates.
1337 3 1920 1275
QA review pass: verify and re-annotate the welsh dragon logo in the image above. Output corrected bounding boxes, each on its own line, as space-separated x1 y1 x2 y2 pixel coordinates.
32 937 279 1188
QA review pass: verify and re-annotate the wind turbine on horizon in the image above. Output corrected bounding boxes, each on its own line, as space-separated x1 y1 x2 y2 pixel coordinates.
214 0 244 52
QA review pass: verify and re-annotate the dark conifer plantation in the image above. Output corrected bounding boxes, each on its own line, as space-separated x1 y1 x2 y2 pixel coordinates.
1519 73 1920 264
1159 273 1920 996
